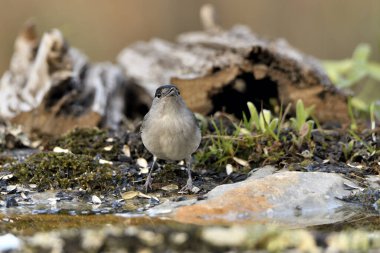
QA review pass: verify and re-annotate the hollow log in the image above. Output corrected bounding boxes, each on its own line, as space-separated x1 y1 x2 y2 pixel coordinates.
0 20 349 137
118 25 349 123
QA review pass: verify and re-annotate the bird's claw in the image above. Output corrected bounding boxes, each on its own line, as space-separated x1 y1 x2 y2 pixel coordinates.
179 179 193 194
144 175 153 193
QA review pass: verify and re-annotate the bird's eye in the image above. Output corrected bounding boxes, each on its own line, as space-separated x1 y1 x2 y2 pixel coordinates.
155 90 161 98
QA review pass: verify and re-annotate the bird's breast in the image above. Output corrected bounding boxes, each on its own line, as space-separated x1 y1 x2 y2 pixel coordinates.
141 111 201 161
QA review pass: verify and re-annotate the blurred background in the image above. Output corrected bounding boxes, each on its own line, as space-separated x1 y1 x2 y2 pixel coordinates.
1 0 380 75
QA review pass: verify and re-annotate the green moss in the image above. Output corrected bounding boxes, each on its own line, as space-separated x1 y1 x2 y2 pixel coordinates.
10 152 122 193
0 154 16 166
47 128 123 161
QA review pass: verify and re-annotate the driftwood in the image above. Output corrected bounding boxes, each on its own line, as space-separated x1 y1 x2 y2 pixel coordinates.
0 12 349 136
118 25 348 123
0 23 150 135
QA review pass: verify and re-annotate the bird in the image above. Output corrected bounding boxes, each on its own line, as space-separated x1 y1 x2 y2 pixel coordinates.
140 84 201 193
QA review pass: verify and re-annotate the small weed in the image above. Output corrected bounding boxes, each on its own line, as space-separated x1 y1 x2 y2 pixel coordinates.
323 43 380 118
341 140 355 161
369 102 377 142
290 100 315 135
348 98 358 131
289 100 315 148
349 130 376 154
199 119 254 167
242 102 280 140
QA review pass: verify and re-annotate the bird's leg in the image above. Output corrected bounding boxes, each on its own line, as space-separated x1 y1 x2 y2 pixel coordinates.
179 156 193 193
144 156 157 192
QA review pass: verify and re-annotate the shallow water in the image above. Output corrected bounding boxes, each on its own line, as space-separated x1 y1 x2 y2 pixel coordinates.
1 189 378 236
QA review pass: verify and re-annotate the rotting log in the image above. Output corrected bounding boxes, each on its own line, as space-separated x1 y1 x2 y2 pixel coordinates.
0 14 349 137
0 23 150 135
117 25 349 123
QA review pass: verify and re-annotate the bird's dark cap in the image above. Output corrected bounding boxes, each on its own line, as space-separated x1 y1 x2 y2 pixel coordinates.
155 84 180 98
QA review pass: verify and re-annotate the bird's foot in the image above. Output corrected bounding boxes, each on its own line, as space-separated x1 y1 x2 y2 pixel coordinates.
179 178 193 194
144 174 153 193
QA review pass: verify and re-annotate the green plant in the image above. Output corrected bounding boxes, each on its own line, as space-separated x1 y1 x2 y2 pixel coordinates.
349 130 376 154
242 101 259 132
369 102 377 142
195 119 239 166
290 100 315 137
289 100 315 148
341 140 355 161
348 97 358 130
323 43 380 119
242 102 280 140
323 44 375 88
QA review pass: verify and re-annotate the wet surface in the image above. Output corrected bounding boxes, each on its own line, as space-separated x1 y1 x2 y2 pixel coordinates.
0 125 379 252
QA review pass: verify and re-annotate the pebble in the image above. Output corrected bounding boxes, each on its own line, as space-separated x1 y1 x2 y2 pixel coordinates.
226 164 234 175
53 147 71 153
137 158 148 168
91 195 102 204
0 174 13 180
6 185 17 193
191 186 201 194
123 144 131 157
99 159 113 165
6 197 18 208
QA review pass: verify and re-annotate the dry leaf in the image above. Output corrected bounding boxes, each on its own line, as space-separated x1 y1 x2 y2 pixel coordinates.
121 191 139 200
138 192 152 199
161 184 179 191
233 157 249 167
103 145 113 151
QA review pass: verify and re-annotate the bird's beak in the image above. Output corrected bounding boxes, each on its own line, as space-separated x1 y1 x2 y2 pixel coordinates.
165 87 178 97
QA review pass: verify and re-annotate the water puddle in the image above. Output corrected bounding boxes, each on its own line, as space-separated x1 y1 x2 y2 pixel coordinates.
1 189 378 235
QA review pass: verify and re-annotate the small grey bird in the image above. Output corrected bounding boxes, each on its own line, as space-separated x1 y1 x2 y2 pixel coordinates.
140 84 201 192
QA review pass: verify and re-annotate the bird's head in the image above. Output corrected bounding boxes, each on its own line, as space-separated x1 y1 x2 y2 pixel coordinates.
154 85 180 99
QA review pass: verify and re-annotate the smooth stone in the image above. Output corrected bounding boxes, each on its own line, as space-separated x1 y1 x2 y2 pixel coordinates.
151 169 359 227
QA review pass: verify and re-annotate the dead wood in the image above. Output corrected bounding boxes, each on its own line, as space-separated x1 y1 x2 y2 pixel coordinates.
117 25 349 123
0 23 150 135
0 14 349 136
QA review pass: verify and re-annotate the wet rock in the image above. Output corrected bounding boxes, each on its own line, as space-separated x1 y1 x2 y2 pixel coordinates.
55 191 74 201
6 196 18 208
6 185 17 194
152 169 359 227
